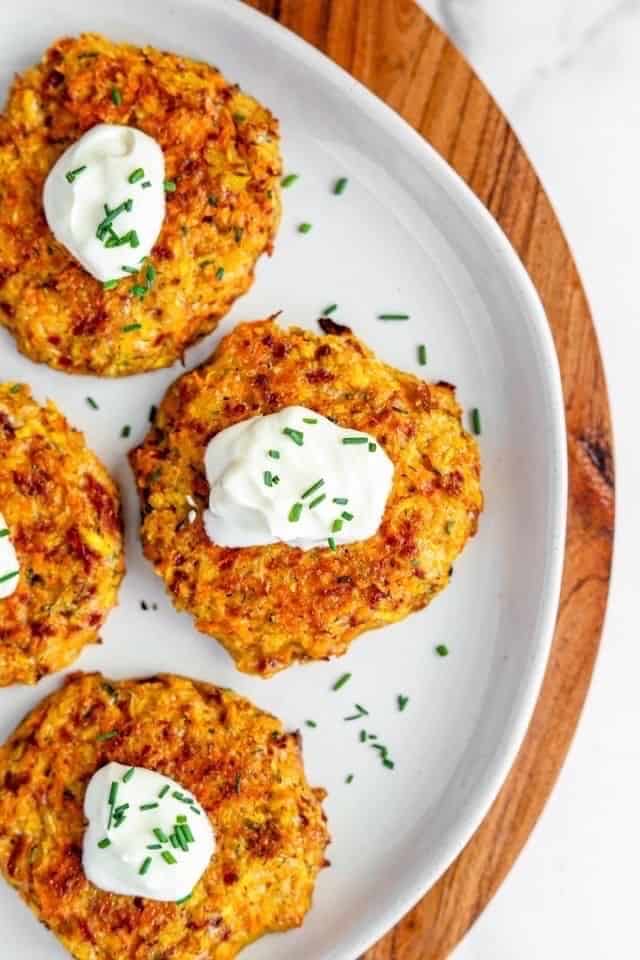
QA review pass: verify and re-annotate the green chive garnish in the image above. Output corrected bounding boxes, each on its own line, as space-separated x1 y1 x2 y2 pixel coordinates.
65 165 87 184
132 284 147 298
164 179 177 192
141 180 152 188
268 449 280 460
342 436 367 445
298 222 312 234
435 644 449 657
334 177 348 195
418 344 427 365
308 494 326 509
147 844 162 850
383 758 395 769
113 803 129 817
328 537 336 551
288 502 303 522
341 511 353 521
158 784 170 799
283 427 304 446
398 694 409 712
301 478 324 499
108 782 119 806
0 529 9 538
471 408 482 435
169 834 178 848
9 384 21 393
332 517 343 533
345 774 354 784
305 720 317 728
121 265 138 274
264 471 278 487
149 405 157 423
153 828 168 843
281 173 299 188
162 851 177 865
103 279 119 290
174 830 188 852
0 571 18 584
215 266 225 280
122 767 135 783
122 323 142 332
322 304 338 315
139 857 152 875
368 442 377 452
97 838 111 849
378 313 409 320
96 730 117 741
344 704 368 721
182 825 194 843
332 672 351 691
139 802 159 811
111 87 122 106
303 417 318 424
128 167 145 184
177 816 187 823
333 497 348 505
121 425 131 438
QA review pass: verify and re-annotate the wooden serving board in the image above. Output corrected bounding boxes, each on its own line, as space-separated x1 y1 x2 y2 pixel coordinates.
245 1 616 956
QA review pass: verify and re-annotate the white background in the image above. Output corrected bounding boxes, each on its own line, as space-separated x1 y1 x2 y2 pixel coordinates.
415 2 638 958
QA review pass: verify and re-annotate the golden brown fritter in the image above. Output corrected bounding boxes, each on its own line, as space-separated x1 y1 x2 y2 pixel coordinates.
0 672 329 959
0 384 124 685
0 34 281 376
130 319 483 676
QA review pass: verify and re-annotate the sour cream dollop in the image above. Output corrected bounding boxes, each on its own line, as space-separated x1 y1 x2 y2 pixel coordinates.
0 511 19 599
43 124 165 283
83 762 215 902
204 405 394 550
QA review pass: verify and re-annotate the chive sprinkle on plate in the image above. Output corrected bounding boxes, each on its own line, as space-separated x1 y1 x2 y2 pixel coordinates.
397 694 409 712
378 313 410 321
332 672 352 691
281 173 299 188
418 344 427 365
298 222 312 234
121 425 131 439
111 87 122 106
435 644 449 657
164 179 177 192
342 436 367 445
333 177 348 195
65 165 86 184
322 303 338 315
471 408 482 435
128 167 145 184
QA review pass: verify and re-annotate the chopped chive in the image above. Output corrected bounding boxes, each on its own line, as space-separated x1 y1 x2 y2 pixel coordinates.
268 449 280 460
308 494 326 509
121 265 138 274
345 774 354 784
305 720 317 728
0 529 9 538
141 180 152 188
383 758 395 769
158 784 170 799
141 600 148 611
281 173 299 188
122 323 142 332
378 313 409 321
121 425 131 438
368 442 377 452
172 791 184 801
108 782 119 806
302 417 318 424
176 815 187 823
342 436 367 445
154 828 169 843
332 517 343 533
169 834 178 848
332 672 351 691
322 304 338 315
147 844 162 850
298 222 312 234
264 471 279 487
232 112 246 122
471 408 482 435
139 857 152 875
128 167 145 184
96 730 117 741
164 179 176 192
418 344 427 365
215 266 225 280
9 384 22 393
65 165 87 183
333 497 348 505
359 730 367 742
122 767 135 783
176 892 192 905
140 802 159 811
334 177 348 195
283 427 304 446
181 823 194 843
174 829 188 852
328 536 337 551
435 644 449 657
288 502 303 522
97 838 111 849
301 478 324 499
368 733 378 740
113 803 129 817
149 405 157 423
344 704 368 720
397 694 409 712
162 850 177 865
111 87 122 106
103 279 119 290
0 571 18 584
341 511 354 521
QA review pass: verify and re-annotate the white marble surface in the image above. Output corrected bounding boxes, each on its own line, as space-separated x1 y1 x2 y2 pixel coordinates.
414 1 638 957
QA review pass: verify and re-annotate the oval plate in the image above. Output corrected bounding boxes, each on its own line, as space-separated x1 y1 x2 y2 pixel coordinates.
0 2 567 958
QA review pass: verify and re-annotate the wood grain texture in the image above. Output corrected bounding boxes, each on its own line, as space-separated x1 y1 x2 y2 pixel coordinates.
244 2 615 956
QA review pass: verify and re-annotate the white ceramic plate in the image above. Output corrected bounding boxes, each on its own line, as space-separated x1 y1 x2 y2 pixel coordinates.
0 2 567 958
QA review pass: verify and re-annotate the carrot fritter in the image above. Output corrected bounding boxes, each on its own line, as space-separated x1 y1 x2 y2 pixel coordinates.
130 319 483 676
0 672 329 959
0 384 124 684
0 34 281 375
